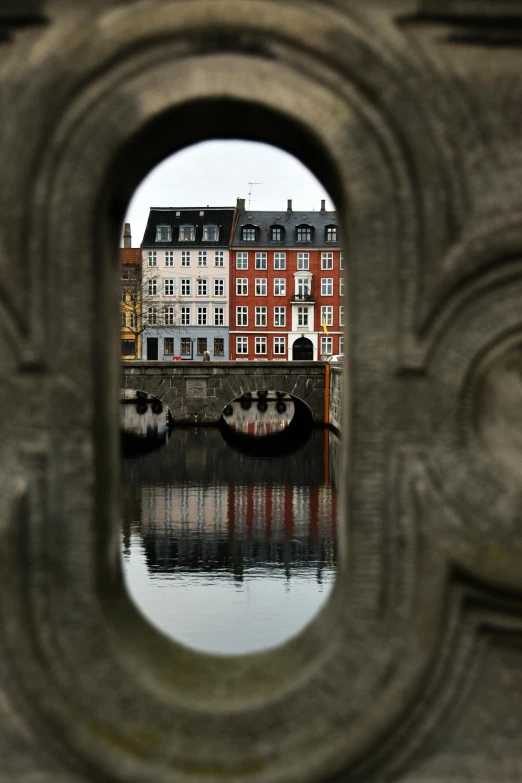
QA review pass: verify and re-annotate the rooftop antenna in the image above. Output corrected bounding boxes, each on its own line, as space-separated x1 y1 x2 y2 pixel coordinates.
248 182 262 209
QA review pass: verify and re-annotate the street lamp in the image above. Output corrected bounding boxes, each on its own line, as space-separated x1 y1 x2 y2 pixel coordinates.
190 337 196 360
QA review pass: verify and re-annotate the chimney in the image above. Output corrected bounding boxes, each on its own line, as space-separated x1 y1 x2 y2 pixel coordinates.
123 222 132 248
321 199 326 213
237 197 246 213
287 199 292 213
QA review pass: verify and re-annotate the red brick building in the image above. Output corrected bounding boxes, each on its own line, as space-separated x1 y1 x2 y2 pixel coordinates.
229 199 344 361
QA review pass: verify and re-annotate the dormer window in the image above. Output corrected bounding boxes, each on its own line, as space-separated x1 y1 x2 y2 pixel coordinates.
156 225 171 242
270 225 284 241
296 225 312 242
179 225 195 241
203 224 219 241
326 225 338 242
241 225 257 241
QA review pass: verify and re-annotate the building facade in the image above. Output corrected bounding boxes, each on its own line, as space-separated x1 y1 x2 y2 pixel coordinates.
229 199 343 361
140 207 236 360
120 223 143 359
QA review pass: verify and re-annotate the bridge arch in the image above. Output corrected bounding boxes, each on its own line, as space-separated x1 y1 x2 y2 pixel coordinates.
121 361 327 425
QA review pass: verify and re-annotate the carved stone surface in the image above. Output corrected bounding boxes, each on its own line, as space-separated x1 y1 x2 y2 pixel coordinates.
2 0 522 781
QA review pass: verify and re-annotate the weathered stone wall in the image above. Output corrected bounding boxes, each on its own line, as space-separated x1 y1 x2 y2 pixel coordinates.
328 365 343 433
3 1 522 782
121 360 327 423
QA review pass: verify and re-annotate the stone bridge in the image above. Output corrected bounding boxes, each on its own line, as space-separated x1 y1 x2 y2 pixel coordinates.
121 360 329 424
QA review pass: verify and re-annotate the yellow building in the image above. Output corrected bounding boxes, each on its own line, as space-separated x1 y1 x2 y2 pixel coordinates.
121 223 143 359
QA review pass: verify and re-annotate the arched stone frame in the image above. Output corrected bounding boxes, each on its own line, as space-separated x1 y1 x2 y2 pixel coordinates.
2 1 522 782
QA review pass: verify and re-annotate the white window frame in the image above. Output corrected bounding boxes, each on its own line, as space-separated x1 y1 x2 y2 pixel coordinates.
196 278 208 296
326 226 337 242
340 253 344 270
255 306 267 327
274 306 286 327
198 250 207 267
297 276 310 296
214 251 224 267
274 252 286 270
164 250 174 267
321 336 333 355
255 278 267 296
147 306 157 326
236 252 248 270
321 278 333 296
148 278 158 296
255 252 267 270
164 278 175 296
155 225 171 242
148 251 157 267
297 307 309 327
339 306 344 327
203 225 219 241
181 306 191 326
241 226 256 241
181 250 191 267
340 278 345 296
321 305 333 326
129 313 136 328
179 225 195 242
180 278 191 296
213 307 224 326
321 252 333 270
236 336 248 355
197 306 208 326
164 306 176 326
297 252 309 270
213 278 225 297
274 337 286 355
274 278 286 296
236 278 248 296
255 336 267 355
339 336 344 354
236 306 248 326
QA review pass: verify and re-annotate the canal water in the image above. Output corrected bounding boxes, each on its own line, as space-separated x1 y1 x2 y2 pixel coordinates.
121 418 339 655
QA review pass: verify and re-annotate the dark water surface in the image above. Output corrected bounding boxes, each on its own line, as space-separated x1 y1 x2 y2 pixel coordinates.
121 426 339 655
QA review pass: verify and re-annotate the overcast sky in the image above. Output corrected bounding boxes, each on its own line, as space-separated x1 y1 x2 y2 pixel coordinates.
123 140 334 246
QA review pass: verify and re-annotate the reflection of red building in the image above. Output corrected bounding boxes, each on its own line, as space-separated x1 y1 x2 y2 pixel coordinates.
230 198 344 361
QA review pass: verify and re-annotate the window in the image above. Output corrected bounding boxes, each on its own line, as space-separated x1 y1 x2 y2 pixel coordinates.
213 278 225 297
321 278 333 296
340 278 344 296
236 336 248 355
148 278 158 296
181 250 190 267
214 251 224 267
214 307 224 326
274 252 286 270
197 337 207 355
164 306 176 325
196 278 207 296
214 338 224 356
198 251 207 267
255 306 267 326
321 336 333 355
255 278 267 296
164 338 174 355
321 252 333 270
340 253 344 270
237 278 248 296
236 306 248 326
326 226 338 242
297 225 312 242
121 339 135 356
339 306 344 327
274 306 286 327
120 313 126 327
164 278 175 296
129 291 137 302
236 252 248 269
321 305 333 326
156 225 171 242
180 278 191 296
255 336 267 355
121 267 130 280
255 252 267 270
147 306 157 325
241 226 256 241
339 336 344 354
129 313 136 328
179 225 195 241
297 253 309 270
120 290 127 302
297 307 309 327
274 337 285 355
148 251 157 266
197 307 207 325
297 277 310 296
165 251 174 267
181 306 191 325
203 225 219 241
274 278 286 296
271 226 283 241
180 337 191 355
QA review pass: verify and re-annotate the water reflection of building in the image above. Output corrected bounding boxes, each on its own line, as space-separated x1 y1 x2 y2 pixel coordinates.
122 427 338 580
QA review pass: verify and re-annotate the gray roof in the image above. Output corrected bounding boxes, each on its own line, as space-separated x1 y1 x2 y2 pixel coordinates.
231 210 340 248
141 207 236 248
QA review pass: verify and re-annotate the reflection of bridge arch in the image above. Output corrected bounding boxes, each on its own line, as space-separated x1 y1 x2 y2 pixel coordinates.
121 361 326 424
120 389 172 457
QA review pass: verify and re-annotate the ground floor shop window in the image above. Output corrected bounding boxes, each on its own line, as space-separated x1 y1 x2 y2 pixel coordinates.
181 338 191 355
214 338 224 356
164 337 174 355
121 339 135 356
197 337 207 355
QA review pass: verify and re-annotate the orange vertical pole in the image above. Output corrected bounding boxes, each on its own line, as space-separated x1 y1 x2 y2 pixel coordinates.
324 362 330 426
